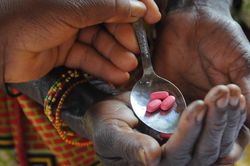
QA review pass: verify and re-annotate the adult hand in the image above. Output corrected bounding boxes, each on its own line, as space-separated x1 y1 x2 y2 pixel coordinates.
81 89 250 166
0 0 161 84
82 92 161 166
153 0 250 126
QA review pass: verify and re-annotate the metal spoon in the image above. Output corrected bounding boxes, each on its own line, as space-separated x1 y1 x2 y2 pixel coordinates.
130 20 187 136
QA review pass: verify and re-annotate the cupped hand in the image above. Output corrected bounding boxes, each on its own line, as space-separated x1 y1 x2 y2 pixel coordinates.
82 90 249 166
0 0 161 84
153 5 250 126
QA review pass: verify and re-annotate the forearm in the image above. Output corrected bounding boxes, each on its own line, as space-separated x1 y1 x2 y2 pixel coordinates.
10 67 118 139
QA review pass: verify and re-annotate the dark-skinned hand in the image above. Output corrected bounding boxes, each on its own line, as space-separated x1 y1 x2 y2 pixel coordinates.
0 0 161 84
153 1 250 127
81 88 250 166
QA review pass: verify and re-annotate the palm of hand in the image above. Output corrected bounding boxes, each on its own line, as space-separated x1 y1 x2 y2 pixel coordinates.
153 8 250 106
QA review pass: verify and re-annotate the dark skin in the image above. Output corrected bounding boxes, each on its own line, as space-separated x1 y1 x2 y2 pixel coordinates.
71 1 250 165
153 0 250 127
81 85 249 166
0 0 161 84
5 0 250 165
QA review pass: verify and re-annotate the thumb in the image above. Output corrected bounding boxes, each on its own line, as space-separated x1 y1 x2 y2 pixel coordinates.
90 100 161 166
94 124 161 166
53 0 147 27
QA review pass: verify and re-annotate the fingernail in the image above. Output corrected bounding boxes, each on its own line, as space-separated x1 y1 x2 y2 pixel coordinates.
230 97 239 107
130 0 147 17
216 96 229 109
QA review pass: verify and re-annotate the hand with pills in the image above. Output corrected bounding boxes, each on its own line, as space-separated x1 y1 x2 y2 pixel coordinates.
79 1 250 165
0 0 161 84
83 85 249 166
153 0 250 165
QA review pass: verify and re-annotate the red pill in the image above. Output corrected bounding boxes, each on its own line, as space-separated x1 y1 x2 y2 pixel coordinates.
150 91 169 100
146 99 162 113
161 96 176 111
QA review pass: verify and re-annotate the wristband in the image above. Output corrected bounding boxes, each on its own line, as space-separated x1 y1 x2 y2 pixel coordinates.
44 69 92 147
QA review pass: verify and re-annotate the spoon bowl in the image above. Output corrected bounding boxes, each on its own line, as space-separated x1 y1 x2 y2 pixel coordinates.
131 74 186 134
130 20 186 135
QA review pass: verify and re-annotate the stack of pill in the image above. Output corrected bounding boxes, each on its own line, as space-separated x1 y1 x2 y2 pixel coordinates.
146 91 176 113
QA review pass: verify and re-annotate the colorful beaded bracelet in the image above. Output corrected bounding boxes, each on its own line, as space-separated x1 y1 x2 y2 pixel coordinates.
44 69 92 147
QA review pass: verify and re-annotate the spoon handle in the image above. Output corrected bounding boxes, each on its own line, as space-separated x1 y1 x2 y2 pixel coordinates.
133 19 154 75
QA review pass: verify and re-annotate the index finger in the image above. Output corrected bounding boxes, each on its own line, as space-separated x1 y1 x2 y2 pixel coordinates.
105 23 139 53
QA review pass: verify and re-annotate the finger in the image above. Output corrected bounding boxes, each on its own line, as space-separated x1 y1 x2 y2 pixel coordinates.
139 0 161 23
219 85 243 158
105 23 139 53
236 95 247 137
49 0 160 29
52 0 147 27
190 85 230 165
217 126 250 165
237 125 250 150
160 100 207 165
105 15 140 23
64 42 129 84
105 0 146 23
78 27 138 72
105 0 161 24
234 77 250 127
